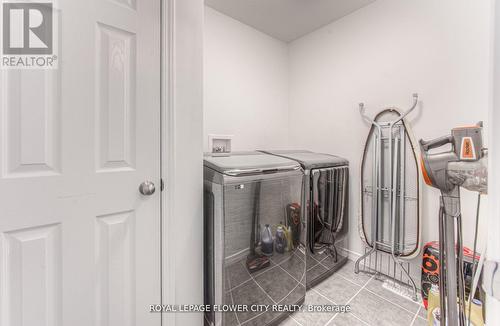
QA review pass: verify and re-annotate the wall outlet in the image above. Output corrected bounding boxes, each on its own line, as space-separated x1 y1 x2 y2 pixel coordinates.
208 134 233 153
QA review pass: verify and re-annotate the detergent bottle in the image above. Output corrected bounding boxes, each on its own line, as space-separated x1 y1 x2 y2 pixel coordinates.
261 224 274 256
275 226 287 254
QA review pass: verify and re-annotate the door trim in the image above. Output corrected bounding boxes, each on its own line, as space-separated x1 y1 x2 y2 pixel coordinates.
161 0 176 324
161 0 204 325
486 0 500 323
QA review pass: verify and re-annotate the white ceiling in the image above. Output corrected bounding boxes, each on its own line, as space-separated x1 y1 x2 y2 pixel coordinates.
205 0 377 42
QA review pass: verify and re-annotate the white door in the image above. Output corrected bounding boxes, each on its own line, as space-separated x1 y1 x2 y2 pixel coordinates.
0 0 161 325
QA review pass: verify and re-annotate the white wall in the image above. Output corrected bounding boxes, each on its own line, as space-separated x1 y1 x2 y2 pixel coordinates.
204 6 290 152
288 0 492 277
203 0 493 284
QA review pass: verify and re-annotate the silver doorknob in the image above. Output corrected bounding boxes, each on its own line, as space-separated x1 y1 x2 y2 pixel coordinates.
139 181 156 196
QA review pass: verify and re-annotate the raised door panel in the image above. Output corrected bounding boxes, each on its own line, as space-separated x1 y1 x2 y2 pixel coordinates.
95 23 136 172
1 70 61 177
95 211 135 326
0 224 62 326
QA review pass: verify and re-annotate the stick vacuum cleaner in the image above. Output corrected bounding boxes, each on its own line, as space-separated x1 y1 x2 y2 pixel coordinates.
420 122 487 326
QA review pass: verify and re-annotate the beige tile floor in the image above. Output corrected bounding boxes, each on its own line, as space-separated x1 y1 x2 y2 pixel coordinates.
280 259 428 326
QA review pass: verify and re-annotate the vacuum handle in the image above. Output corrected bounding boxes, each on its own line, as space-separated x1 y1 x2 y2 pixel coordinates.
419 135 453 151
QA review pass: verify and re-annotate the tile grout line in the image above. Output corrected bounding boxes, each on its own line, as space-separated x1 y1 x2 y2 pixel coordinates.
283 248 307 326
277 264 311 326
350 268 422 317
307 251 323 272
314 273 373 325
362 284 420 317
311 275 357 306
238 310 264 326
241 266 305 326
306 263 366 326
227 272 243 326
311 288 338 305
273 264 307 307
242 258 419 326
234 249 308 326
289 314 304 326
335 271 367 287
256 251 308 305
293 262 420 326
316 251 346 266
277 257 306 285
227 276 253 293
345 286 420 326
345 274 376 305
236 261 279 326
350 313 372 326
307 262 319 272
290 288 338 326
294 247 306 264
263 249 309 305
244 265 278 305
323 273 377 326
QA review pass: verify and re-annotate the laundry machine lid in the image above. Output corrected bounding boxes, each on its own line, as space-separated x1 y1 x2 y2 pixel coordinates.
261 150 348 169
203 151 301 176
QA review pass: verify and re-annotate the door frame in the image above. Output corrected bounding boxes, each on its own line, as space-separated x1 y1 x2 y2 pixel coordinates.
160 0 204 325
486 0 500 323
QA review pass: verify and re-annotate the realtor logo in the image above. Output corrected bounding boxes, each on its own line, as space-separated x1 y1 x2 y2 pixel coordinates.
3 2 53 54
1 1 58 69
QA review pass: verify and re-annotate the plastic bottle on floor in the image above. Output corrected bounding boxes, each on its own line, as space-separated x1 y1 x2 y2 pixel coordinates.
427 284 440 325
466 298 484 326
286 226 293 251
275 226 287 254
261 224 274 256
432 308 442 326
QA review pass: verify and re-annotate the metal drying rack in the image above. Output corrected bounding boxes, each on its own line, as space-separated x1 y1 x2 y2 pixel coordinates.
354 94 419 300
